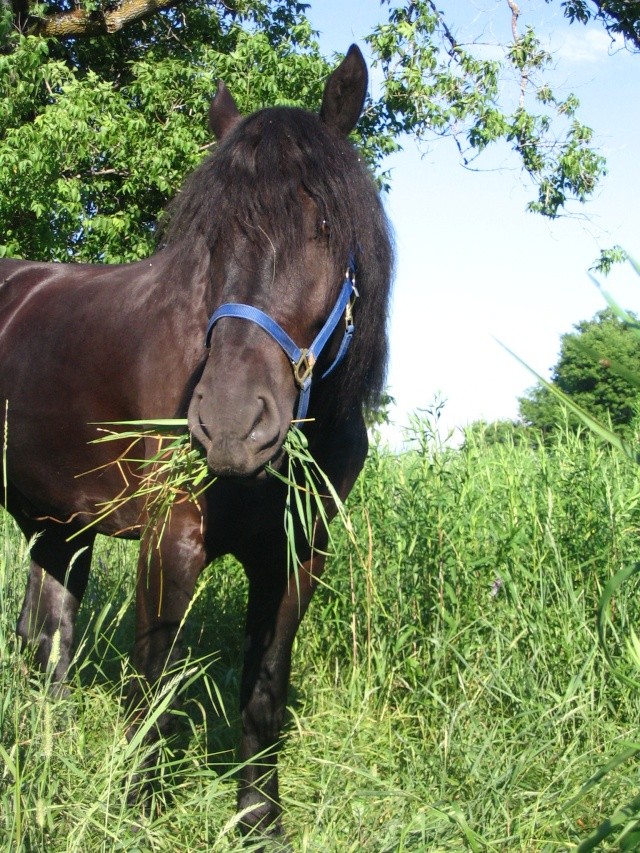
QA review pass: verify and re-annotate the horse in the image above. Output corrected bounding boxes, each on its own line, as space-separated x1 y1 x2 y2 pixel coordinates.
0 44 392 839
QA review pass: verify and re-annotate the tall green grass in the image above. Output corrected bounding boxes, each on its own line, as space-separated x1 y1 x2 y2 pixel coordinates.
2 413 640 850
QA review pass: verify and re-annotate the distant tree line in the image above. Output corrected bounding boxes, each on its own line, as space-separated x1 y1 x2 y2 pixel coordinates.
467 308 640 446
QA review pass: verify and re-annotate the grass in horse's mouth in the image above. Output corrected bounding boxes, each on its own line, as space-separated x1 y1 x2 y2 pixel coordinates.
80 421 353 573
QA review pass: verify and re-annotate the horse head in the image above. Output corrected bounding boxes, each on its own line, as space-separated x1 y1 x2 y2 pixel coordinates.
187 46 370 478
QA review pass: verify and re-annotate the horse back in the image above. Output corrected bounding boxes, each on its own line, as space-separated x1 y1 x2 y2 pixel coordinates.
0 256 193 532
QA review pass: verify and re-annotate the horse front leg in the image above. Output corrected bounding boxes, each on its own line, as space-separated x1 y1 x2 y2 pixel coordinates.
236 414 368 839
237 541 326 839
126 503 207 792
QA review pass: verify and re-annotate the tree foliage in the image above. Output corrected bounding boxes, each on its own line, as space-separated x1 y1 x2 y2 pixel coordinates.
557 0 640 50
0 1 634 262
0 2 335 261
367 0 606 217
518 309 640 436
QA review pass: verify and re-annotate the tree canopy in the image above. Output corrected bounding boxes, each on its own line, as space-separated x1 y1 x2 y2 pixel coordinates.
0 0 637 263
558 0 640 50
518 309 640 436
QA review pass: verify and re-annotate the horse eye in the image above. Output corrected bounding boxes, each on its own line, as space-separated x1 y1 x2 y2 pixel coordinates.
317 219 330 240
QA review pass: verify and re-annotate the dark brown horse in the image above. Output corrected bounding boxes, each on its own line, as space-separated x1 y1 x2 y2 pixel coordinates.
0 45 392 839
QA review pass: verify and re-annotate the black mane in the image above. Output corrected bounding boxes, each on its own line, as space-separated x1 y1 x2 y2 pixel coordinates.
162 106 393 414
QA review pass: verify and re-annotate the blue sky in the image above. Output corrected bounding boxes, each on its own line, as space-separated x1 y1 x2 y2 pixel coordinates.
307 1 640 443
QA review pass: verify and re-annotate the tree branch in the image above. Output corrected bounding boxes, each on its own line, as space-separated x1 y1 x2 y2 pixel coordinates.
506 0 520 43
506 0 528 109
25 0 183 39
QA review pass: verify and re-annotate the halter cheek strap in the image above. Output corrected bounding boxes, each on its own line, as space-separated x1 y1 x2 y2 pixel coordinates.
205 262 358 422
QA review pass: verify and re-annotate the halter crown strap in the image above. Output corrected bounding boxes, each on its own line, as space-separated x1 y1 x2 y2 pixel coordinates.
205 262 357 421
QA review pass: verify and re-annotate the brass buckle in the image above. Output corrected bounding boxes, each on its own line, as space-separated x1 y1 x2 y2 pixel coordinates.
293 349 316 387
345 285 359 327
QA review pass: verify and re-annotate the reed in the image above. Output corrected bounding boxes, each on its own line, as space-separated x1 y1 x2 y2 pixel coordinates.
2 414 640 849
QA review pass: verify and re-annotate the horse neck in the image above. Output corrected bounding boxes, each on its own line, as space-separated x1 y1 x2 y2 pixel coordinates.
144 237 213 324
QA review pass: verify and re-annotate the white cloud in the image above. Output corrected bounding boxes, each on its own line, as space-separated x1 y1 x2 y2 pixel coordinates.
552 28 624 64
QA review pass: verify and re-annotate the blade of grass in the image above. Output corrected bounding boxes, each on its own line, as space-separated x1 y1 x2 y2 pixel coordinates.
497 340 634 459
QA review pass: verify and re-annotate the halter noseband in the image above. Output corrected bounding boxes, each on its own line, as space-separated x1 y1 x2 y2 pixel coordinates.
204 259 358 422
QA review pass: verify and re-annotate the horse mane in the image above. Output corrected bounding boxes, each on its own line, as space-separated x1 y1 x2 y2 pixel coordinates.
160 106 393 416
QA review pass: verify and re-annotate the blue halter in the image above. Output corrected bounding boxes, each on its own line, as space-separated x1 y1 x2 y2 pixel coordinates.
205 261 358 422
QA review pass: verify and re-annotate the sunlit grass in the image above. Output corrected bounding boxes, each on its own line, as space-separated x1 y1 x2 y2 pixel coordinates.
2 415 640 850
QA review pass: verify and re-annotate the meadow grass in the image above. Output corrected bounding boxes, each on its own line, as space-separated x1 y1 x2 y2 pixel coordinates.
2 414 640 850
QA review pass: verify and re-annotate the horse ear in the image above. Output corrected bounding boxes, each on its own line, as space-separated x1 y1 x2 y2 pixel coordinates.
209 81 241 140
320 44 368 137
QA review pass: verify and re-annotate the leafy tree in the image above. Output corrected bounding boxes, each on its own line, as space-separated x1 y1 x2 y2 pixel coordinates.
557 0 640 50
0 2 336 262
0 1 636 263
518 309 640 436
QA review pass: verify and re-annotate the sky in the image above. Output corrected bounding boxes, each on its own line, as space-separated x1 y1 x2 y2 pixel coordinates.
306 1 640 445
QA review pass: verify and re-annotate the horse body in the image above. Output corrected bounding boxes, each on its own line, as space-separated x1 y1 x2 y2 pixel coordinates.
0 45 392 839
0 246 211 525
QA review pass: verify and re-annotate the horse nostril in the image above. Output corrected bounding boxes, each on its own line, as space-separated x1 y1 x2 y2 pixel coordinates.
248 396 280 451
187 391 213 448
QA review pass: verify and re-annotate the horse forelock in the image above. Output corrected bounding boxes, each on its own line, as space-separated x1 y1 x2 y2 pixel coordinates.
161 105 393 415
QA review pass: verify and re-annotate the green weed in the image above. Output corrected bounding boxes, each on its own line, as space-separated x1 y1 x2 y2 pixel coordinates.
2 416 640 850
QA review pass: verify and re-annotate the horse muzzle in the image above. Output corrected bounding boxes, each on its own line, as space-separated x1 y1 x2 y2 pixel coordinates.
187 386 289 479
